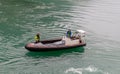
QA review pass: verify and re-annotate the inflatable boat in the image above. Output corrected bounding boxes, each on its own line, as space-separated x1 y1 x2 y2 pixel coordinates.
25 30 86 51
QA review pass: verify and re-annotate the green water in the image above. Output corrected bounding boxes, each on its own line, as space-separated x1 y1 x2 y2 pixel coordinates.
0 0 120 74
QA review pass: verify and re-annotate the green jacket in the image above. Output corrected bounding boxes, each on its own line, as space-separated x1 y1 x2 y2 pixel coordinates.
34 35 40 41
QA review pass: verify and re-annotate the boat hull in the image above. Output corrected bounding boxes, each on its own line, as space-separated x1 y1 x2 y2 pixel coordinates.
25 38 86 52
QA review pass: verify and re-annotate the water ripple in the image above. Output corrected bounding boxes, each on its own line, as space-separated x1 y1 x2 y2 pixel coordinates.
0 57 23 66
65 66 109 74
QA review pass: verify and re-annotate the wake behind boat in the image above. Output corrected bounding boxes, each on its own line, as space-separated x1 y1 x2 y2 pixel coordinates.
25 30 86 51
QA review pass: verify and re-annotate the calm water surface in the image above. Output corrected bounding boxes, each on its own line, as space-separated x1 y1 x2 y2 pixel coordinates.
0 0 120 74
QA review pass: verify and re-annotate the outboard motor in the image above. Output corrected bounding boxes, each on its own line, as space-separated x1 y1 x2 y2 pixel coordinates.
75 30 86 43
76 30 86 37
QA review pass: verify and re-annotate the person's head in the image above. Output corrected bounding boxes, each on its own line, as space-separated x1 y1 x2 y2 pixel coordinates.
36 33 40 36
68 29 71 31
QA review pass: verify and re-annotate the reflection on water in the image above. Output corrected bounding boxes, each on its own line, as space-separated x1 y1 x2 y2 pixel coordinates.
25 47 85 58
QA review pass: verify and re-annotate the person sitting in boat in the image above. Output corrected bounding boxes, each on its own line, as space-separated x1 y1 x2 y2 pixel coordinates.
34 33 40 43
66 29 72 38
